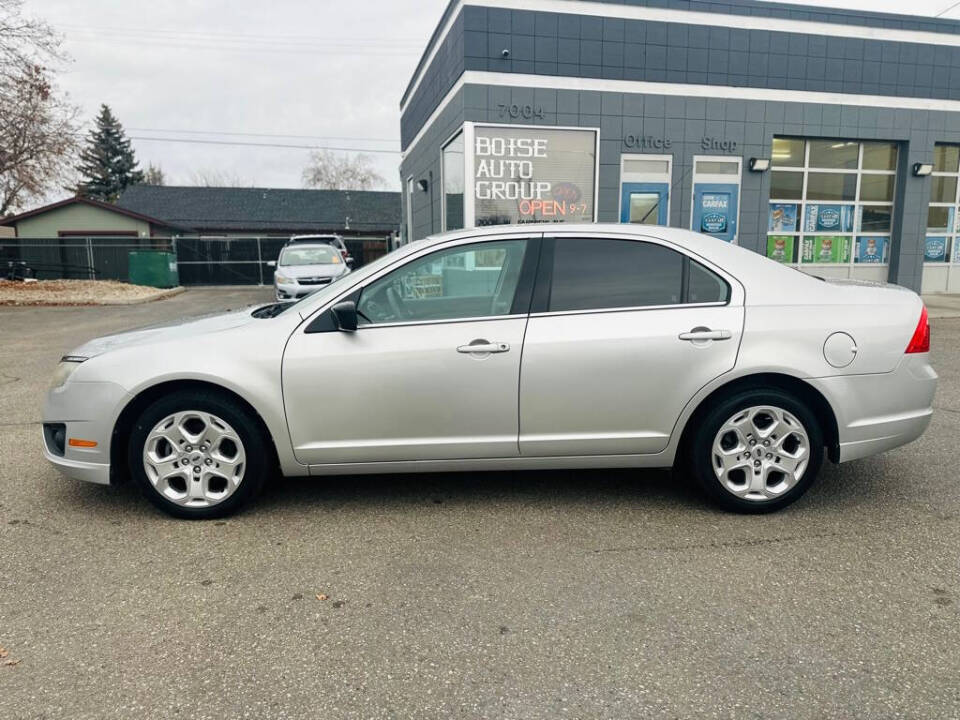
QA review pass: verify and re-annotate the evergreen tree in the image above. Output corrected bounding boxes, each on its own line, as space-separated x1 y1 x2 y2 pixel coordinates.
76 104 143 201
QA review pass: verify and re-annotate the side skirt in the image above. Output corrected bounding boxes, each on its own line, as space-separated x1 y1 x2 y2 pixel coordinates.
305 452 675 477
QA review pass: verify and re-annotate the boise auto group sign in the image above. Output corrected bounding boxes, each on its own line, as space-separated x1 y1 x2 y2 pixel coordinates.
474 126 597 226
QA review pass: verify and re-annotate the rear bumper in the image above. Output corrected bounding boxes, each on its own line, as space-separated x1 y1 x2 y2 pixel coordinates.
809 354 937 463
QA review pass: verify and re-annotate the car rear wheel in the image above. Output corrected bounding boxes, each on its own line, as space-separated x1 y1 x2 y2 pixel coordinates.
128 391 269 519
686 389 823 513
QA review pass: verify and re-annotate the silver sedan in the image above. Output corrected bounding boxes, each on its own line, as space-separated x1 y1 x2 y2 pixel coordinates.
42 225 936 518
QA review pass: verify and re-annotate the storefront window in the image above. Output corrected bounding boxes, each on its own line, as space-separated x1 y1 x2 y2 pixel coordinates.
442 132 464 232
771 138 805 168
925 143 960 263
473 125 597 227
766 138 897 265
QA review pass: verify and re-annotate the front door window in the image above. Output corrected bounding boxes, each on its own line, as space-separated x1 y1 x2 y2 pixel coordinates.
357 239 528 324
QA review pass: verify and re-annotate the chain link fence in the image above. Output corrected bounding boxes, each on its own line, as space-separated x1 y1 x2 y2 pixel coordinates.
1 235 392 285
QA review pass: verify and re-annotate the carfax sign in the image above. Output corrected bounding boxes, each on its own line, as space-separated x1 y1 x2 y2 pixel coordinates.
692 183 739 242
473 125 597 227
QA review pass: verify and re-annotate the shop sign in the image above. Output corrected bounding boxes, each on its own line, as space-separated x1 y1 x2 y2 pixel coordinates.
804 204 854 233
925 237 947 262
768 203 798 233
699 193 729 233
700 137 738 152
474 126 597 226
802 236 851 263
766 235 795 263
856 236 886 264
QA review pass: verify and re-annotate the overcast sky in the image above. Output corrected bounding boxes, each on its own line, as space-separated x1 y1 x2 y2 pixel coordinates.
25 0 960 193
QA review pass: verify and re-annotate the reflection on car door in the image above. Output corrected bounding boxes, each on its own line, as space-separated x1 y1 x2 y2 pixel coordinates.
519 235 743 457
282 236 538 465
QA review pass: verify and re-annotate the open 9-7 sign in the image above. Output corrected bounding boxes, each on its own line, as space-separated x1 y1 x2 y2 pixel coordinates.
473 125 598 227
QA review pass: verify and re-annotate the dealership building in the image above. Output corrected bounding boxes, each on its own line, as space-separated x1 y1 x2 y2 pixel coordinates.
399 0 960 293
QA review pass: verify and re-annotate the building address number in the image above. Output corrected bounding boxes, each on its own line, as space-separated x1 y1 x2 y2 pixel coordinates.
497 104 546 120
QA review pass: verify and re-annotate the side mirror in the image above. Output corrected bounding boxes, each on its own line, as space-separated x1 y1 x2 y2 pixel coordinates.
345 257 356 269
331 300 358 332
266 260 277 268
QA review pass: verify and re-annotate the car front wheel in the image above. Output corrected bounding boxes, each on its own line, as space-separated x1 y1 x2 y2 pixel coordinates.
128 390 269 519
686 388 824 513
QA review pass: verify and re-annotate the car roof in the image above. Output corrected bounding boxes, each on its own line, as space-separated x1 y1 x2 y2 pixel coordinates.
281 243 339 252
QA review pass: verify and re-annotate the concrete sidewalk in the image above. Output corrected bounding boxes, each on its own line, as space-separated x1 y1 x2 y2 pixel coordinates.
923 294 960 319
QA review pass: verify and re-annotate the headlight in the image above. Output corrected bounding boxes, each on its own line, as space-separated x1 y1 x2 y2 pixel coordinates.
275 273 294 284
50 358 85 389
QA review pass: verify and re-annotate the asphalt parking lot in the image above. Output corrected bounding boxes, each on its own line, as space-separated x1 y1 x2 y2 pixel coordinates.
1 287 959 719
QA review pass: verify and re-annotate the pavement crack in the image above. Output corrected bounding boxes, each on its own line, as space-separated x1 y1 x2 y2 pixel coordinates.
934 405 960 416
0 372 19 386
591 530 852 554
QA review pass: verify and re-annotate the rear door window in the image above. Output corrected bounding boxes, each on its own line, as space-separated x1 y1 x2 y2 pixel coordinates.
547 237 683 311
545 237 729 312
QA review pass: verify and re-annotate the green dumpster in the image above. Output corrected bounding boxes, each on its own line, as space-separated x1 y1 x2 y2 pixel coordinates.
128 251 179 288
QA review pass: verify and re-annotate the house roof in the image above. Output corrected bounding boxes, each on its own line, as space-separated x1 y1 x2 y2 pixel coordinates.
0 195 185 230
117 186 401 235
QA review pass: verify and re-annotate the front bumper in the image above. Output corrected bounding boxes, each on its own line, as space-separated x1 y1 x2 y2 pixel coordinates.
808 354 937 463
275 280 335 300
42 380 130 485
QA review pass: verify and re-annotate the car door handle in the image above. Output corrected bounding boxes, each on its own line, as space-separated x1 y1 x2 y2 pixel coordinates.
679 328 732 341
457 341 510 354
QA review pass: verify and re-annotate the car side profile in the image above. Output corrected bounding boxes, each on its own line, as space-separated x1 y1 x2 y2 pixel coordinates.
42 225 936 518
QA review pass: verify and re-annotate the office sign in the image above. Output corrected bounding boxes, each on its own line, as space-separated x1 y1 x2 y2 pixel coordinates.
473 125 597 226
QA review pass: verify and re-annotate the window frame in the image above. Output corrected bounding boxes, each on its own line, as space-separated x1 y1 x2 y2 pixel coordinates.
767 138 898 268
440 129 465 233
924 142 960 265
530 235 733 317
405 175 415 245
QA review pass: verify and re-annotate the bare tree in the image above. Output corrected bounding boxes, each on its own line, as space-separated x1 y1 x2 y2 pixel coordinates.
0 0 78 214
142 162 165 186
188 168 253 187
302 150 386 191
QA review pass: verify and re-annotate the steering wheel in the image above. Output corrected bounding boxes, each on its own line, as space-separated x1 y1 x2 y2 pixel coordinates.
386 285 407 321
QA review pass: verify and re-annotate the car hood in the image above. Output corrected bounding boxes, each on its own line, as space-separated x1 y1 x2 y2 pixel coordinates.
277 264 344 279
68 308 259 359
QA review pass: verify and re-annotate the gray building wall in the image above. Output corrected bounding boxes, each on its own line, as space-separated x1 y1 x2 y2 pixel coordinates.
457 84 956 291
401 88 466 242
402 4 960 150
400 1 960 291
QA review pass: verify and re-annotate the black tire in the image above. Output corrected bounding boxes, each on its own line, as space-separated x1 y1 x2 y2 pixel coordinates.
128 390 270 519
684 388 824 514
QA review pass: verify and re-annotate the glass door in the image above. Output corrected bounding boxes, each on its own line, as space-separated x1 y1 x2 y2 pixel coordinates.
621 183 668 224
620 154 672 226
691 156 742 243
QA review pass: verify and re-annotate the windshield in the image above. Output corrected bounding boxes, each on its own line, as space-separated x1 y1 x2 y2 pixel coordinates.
279 246 340 266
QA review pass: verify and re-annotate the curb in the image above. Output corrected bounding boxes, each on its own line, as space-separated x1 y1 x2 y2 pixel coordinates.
0 286 187 307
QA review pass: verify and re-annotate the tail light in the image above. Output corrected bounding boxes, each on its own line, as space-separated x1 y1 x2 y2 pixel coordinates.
905 306 930 354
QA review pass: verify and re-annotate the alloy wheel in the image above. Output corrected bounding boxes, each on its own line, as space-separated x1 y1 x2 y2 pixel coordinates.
711 405 810 502
142 410 246 508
